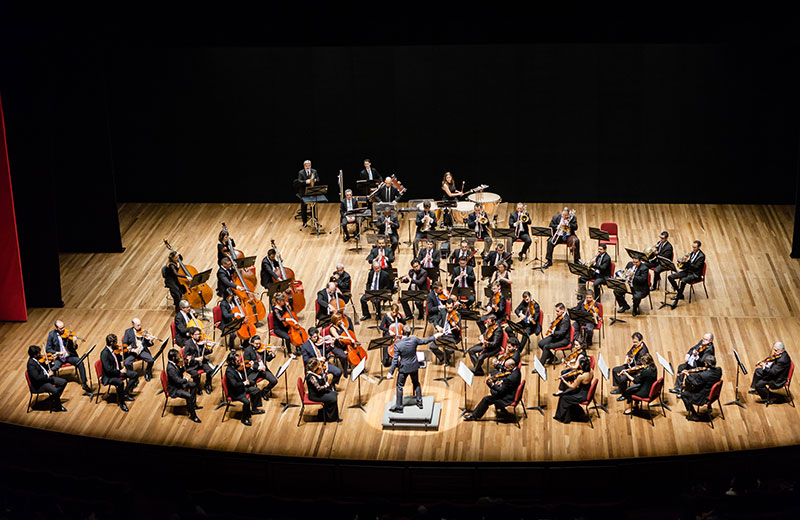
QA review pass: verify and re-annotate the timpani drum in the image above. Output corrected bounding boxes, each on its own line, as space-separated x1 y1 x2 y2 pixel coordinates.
452 201 474 224
468 192 502 215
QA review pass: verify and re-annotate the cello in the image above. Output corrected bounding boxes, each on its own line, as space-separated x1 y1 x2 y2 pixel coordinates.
163 240 213 309
270 239 306 313
332 315 366 366
231 294 259 341
221 224 267 324
281 304 309 347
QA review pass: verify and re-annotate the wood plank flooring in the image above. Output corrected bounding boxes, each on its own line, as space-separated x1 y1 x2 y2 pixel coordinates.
1 202 798 463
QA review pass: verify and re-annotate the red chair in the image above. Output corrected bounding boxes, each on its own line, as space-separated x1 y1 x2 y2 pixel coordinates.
170 321 178 347
297 376 326 426
599 222 619 261
687 263 709 303
580 378 599 428
24 371 53 413
220 372 251 423
592 302 604 349
501 330 508 351
552 325 575 364
212 305 222 342
496 379 527 427
766 361 795 408
502 300 512 325
314 300 321 318
589 355 596 370
700 380 725 429
93 359 122 404
630 377 666 426
537 311 544 340
159 370 180 417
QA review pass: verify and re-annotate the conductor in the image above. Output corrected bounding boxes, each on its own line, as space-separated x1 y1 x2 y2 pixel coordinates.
387 331 443 413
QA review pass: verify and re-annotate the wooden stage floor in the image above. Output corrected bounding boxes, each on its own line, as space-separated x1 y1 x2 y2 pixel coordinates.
1 202 799 463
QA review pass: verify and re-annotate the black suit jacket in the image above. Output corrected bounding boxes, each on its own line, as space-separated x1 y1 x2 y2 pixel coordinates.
316 289 336 318
45 330 77 357
27 358 54 391
482 326 504 355
684 366 722 405
366 246 394 267
514 300 541 334
340 198 359 216
365 270 391 291
404 267 428 291
416 247 441 270
450 248 476 267
166 361 191 396
656 240 674 261
220 299 236 327
683 249 706 276
628 366 658 398
174 311 195 347
122 327 153 350
549 214 578 235
490 368 521 407
359 167 379 181
631 263 650 298
451 265 476 288
377 214 400 237
100 346 123 383
592 252 612 278
216 267 238 297
550 315 571 343
374 185 399 203
260 257 280 289
486 294 507 322
332 270 351 294
484 250 513 267
762 351 791 386
225 364 249 398
508 211 529 235
296 168 318 196
427 291 445 318
467 212 491 238
625 343 650 367
415 210 437 234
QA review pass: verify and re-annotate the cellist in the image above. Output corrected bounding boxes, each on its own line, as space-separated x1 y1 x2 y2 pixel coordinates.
271 293 293 353
327 313 356 376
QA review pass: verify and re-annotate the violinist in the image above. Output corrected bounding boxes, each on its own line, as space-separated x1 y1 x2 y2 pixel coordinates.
667 240 706 309
217 256 243 298
297 159 318 227
537 303 570 365
374 176 400 203
450 257 476 307
306 358 341 422
570 292 600 347
45 320 91 394
613 257 650 317
467 203 493 255
415 201 437 244
225 351 264 426
415 239 441 281
400 260 428 319
327 313 356 375
360 261 391 321
553 355 593 424
441 171 464 227
121 318 155 382
493 336 521 368
463 358 520 421
184 327 215 395
578 244 611 299
478 282 506 333
484 242 513 269
621 353 657 415
174 300 199 348
259 249 280 291
450 240 476 267
359 158 379 181
554 340 587 395
513 291 541 351
331 263 352 302
163 251 188 311
166 348 201 423
646 231 673 291
750 341 792 403
544 207 580 269
432 298 461 365
426 281 447 323
100 334 140 412
611 332 650 399
377 207 400 253
379 304 407 366
217 229 235 266
366 236 394 270
242 335 279 399
508 202 531 261
301 327 343 387
340 189 360 242
670 333 715 395
271 293 294 353
26 345 68 412
468 314 502 376
681 356 722 421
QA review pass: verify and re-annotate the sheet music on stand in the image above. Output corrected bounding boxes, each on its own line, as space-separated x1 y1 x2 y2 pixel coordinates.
276 357 293 379
351 356 367 382
589 227 610 241
568 262 592 279
532 355 547 381
268 279 292 300
656 352 674 376
235 256 256 269
457 361 474 386
597 353 610 380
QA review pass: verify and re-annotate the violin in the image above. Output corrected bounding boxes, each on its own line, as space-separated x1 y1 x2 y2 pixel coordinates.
60 329 85 342
559 368 585 382
163 240 214 309
37 353 56 365
270 239 306 313
756 352 782 368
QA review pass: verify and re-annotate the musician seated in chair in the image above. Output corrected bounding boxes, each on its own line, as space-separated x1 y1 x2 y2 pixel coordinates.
508 202 532 261
400 260 428 319
225 351 264 426
301 327 344 387
45 320 92 394
451 257 476 308
537 303 570 365
553 355 593 424
512 291 541 352
380 304 407 366
217 256 244 298
331 263 352 303
613 257 650 317
415 201 437 244
184 327 215 395
667 240 705 309
544 207 580 268
479 282 506 333
165 348 201 423
316 281 352 326
122 318 155 381
570 292 600 347
242 335 279 399
377 207 400 253
365 236 394 269
361 261 391 321
463 358 520 421
339 189 360 242
260 249 280 291
415 239 441 279
620 353 658 415
611 332 649 399
101 334 140 412
450 240 476 267
271 293 294 352
426 282 447 324
645 231 673 290
306 358 342 422
432 299 461 365
484 242 513 269
27 345 68 412
468 314 503 376
750 341 791 404
374 176 400 203
578 244 611 299
467 203 493 255
680 356 722 421
670 333 715 394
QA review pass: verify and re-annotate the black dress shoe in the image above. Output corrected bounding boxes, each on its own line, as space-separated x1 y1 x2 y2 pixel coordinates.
669 388 681 394
669 302 677 310
144 373 152 382
747 390 758 395
119 404 129 412
81 384 92 394
194 405 204 410
543 261 552 269
361 315 371 321
417 401 424 409
518 253 524 261
241 418 252 426
204 387 212 395
619 306 631 313
687 413 701 422
631 309 639 317
190 415 202 423
389 407 403 413
336 418 343 423
54 405 67 412
463 413 477 421
124 395 135 402
610 389 621 395
617 396 626 402
252 409 265 415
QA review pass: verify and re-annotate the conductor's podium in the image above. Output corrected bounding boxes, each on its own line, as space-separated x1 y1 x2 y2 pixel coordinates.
382 395 441 431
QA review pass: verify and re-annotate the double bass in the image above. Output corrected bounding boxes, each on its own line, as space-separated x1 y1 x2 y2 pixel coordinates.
221 224 267 330
270 239 306 313
163 240 213 309
219 224 257 288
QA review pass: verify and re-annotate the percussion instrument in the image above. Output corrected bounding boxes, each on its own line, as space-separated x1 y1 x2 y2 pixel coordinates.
468 192 502 216
452 201 474 224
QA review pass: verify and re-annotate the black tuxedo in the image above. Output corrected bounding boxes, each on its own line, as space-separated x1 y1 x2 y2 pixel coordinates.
166 361 198 416
484 250 513 268
216 266 238 298
27 357 67 408
374 184 399 203
537 314 571 365
332 270 351 301
570 299 600 346
366 245 394 269
45 330 88 385
260 256 280 290
512 299 542 351
614 262 650 314
546 213 581 262
467 212 493 253
316 289 346 320
100 346 139 404
174 310 196 347
647 240 674 288
426 290 446 323
468 325 504 375
508 211 532 256
431 310 462 364
579 251 612 297
183 339 214 391
414 210 437 241
377 213 400 250
470 368 521 419
612 343 650 392
450 248 476 267
682 366 722 414
451 265 476 306
359 167 379 181
669 249 706 296
480 294 507 329
242 344 278 394
339 198 360 240
361 269 391 317
225 364 262 420
752 351 791 399
121 327 155 375
297 168 318 225
416 246 441 274
674 340 716 390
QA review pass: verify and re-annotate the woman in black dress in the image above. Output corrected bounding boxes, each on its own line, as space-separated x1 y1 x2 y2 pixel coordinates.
164 252 188 311
306 358 341 422
553 355 593 424
441 171 464 228
217 229 235 266
622 353 657 415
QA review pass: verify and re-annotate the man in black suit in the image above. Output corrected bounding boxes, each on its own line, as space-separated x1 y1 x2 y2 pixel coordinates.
415 239 441 282
484 242 513 269
614 257 650 316
184 327 215 394
750 341 792 403
377 207 400 252
26 345 68 412
668 240 705 309
296 159 318 226
468 314 503 376
386 331 442 412
165 348 201 423
100 334 139 412
431 299 461 365
224 352 264 426
45 320 91 394
451 257 476 307
121 318 155 381
544 207 580 268
646 231 674 290
571 292 600 346
426 282 447 323
374 176 400 203
479 282 507 332
359 158 379 181
463 359 521 421
242 335 279 399
365 236 394 269
681 356 723 421
670 333 715 394
508 203 532 260
260 249 280 290
415 201 437 244
174 300 198 348
611 332 650 398
361 261 391 320
537 303 571 365
331 263 352 302
300 327 343 387
450 240 476 267
467 203 493 255
217 256 242 298
579 244 612 299
339 189 360 242
400 260 428 319
316 281 348 322
512 291 541 351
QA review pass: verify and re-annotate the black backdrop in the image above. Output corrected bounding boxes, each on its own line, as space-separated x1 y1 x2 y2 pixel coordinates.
108 44 799 204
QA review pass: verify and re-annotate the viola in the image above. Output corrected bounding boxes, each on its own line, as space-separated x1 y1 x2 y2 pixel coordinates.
163 240 214 309
38 353 56 365
270 239 306 313
282 306 309 347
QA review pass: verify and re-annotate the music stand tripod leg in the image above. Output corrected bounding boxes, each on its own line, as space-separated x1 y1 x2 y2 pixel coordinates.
589 375 609 414
526 374 545 415
348 375 367 412
281 370 300 413
433 347 453 386
724 364 747 409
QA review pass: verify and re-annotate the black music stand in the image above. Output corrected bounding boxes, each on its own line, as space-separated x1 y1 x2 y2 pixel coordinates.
152 339 170 395
316 314 332 330
568 262 592 280
400 290 426 332
301 185 328 236
268 279 291 302
367 336 394 385
348 357 368 413
356 179 381 195
506 320 529 360
452 286 475 309
625 248 646 261
589 227 610 242
527 356 547 415
527 226 552 271
605 278 629 325
446 262 460 278
428 230 450 242
492 227 517 251
657 256 678 309
235 256 256 270
188 269 213 320
364 289 392 329
725 348 748 409
450 227 474 239
480 264 496 280
433 335 457 386
76 345 97 396
456 361 474 415
345 209 372 252
219 317 245 349
655 352 674 412
567 308 596 347
276 357 298 414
